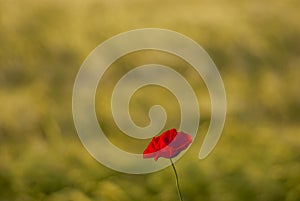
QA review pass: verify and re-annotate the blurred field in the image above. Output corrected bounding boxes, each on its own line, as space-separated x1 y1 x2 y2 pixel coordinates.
1 0 300 201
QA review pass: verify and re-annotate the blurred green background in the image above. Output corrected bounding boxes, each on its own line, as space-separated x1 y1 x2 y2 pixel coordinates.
1 0 300 200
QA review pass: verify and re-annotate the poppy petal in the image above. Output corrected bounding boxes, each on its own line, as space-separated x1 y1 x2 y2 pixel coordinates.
143 129 192 161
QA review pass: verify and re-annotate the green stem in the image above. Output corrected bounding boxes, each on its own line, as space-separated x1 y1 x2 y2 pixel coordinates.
170 159 184 201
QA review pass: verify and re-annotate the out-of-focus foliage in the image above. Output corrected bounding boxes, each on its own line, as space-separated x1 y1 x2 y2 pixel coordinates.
1 0 300 200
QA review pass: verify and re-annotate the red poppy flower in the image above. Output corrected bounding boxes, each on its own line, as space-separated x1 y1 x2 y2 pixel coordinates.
143 128 192 161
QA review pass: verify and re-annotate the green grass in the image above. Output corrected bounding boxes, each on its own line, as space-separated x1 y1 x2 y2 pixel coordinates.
1 0 300 200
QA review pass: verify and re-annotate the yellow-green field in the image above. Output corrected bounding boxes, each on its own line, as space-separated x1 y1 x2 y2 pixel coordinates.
1 0 300 200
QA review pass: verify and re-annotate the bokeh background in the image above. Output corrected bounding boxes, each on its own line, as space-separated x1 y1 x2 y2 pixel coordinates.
1 0 300 200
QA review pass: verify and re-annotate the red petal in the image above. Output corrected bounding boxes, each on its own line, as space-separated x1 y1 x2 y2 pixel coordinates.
143 129 192 161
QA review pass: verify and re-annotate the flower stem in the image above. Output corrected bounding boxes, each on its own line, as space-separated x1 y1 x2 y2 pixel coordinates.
170 159 184 201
